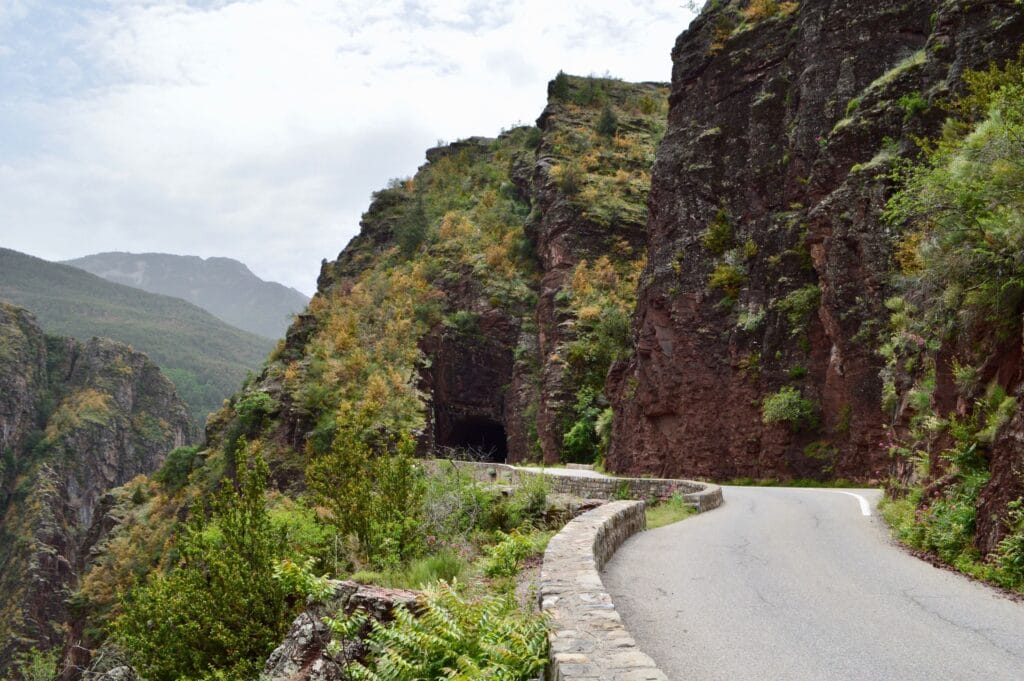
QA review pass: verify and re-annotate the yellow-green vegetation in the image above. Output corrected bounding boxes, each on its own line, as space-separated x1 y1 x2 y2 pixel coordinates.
708 262 748 301
268 127 540 458
743 0 800 22
775 283 820 337
561 255 645 463
762 386 819 431
645 493 697 529
546 76 667 229
6 648 58 681
880 48 1024 590
701 208 736 256
44 388 113 436
867 49 926 93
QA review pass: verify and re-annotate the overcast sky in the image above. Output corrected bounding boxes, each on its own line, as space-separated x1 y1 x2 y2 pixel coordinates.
0 1 696 295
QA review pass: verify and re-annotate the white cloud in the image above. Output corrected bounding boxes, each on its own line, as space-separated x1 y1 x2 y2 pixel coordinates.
0 0 695 295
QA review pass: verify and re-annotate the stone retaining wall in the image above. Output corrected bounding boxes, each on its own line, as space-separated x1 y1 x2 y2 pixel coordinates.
540 501 667 681
424 460 723 511
422 459 724 679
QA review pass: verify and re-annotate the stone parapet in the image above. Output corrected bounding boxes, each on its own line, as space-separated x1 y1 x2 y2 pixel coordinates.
423 459 723 511
540 501 666 681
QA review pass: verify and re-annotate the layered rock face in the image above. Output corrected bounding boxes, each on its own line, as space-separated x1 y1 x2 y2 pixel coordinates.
608 0 1024 481
0 303 190 675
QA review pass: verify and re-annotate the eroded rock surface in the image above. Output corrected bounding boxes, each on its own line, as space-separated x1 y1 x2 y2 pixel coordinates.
608 0 1024 481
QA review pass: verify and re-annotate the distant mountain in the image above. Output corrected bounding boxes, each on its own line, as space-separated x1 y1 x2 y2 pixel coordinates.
0 248 275 425
64 252 309 339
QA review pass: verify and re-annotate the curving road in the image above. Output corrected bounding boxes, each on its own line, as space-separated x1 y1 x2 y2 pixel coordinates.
604 486 1024 681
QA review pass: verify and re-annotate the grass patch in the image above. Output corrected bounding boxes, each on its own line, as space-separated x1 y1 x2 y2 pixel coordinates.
645 493 697 529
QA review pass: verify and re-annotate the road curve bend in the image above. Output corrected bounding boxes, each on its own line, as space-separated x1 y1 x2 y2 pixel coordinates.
603 486 1024 681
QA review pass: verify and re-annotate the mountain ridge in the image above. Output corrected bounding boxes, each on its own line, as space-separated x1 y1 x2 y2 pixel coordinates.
0 247 274 425
64 251 309 340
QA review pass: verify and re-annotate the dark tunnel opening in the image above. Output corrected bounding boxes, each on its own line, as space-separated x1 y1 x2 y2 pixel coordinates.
442 416 508 463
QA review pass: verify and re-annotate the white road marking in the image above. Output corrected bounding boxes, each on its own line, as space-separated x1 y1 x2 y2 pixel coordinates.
831 490 872 516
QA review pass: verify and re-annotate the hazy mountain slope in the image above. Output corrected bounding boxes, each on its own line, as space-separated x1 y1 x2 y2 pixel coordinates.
64 252 309 339
0 248 275 425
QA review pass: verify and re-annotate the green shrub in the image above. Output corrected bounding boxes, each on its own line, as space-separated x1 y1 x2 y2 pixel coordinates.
596 104 619 137
234 391 278 433
561 387 605 464
550 70 570 100
306 426 425 570
776 284 820 331
329 582 548 680
708 263 747 299
113 443 291 681
509 472 550 524
10 648 58 681
761 386 819 430
395 197 429 255
885 50 1024 342
996 500 1024 585
701 208 735 255
571 78 606 107
444 309 481 335
272 556 333 602
422 467 499 539
483 531 539 579
555 160 584 196
154 445 201 493
898 91 928 120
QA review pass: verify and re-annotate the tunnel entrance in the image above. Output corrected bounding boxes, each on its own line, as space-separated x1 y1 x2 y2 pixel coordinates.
441 416 508 463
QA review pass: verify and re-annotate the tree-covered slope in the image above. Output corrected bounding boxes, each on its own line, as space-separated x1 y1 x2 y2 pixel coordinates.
64 252 309 340
0 248 275 425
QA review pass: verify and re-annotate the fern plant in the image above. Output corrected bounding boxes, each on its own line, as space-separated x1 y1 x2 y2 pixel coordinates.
327 582 548 680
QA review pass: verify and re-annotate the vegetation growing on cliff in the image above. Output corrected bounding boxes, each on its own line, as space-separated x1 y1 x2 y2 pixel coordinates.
881 47 1024 591
544 77 667 464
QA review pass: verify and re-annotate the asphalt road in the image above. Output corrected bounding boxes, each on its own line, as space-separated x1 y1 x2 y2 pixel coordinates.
603 486 1024 681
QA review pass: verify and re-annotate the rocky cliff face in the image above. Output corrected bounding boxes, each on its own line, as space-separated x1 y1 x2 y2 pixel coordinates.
0 303 191 675
607 0 1024 481
224 76 666 472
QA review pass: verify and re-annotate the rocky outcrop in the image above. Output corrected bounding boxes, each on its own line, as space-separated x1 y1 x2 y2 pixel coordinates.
261 581 418 681
228 76 666 472
608 0 1024 482
529 79 666 464
0 303 191 676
